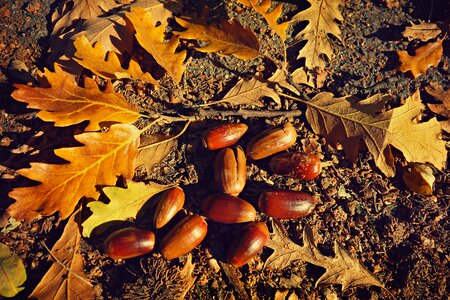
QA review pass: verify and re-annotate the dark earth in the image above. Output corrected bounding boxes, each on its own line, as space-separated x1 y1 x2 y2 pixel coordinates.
1 0 450 299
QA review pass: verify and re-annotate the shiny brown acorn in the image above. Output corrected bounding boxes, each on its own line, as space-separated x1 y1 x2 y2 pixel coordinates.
227 222 269 267
154 187 185 229
159 215 208 259
246 122 297 160
258 189 317 219
202 123 248 150
104 228 155 259
214 147 246 196
269 152 321 180
203 194 256 224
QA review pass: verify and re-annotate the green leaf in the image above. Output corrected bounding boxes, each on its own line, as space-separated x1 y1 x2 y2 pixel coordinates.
0 243 26 298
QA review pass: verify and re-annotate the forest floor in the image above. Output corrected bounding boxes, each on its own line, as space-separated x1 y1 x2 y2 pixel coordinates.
0 0 449 299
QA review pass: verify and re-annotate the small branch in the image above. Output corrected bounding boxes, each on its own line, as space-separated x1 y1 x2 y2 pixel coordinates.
138 120 191 150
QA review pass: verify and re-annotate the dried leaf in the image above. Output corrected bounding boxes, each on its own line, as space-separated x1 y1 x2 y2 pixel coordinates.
426 82 450 133
238 0 289 42
174 17 261 60
402 21 441 42
291 67 314 87
73 35 158 84
8 124 140 221
30 211 96 300
269 69 300 95
82 181 171 237
126 7 186 82
304 91 446 177
136 134 177 174
402 163 435 195
177 254 197 299
292 0 343 69
397 37 444 78
265 222 384 291
0 243 26 297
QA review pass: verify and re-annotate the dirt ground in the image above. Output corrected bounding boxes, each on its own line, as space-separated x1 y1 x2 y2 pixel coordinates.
0 0 449 299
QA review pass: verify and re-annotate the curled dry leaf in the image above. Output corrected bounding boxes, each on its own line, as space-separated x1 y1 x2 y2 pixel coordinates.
402 163 435 195
73 35 158 84
0 243 26 298
426 82 450 133
402 21 442 42
8 124 140 221
397 37 444 78
11 65 140 131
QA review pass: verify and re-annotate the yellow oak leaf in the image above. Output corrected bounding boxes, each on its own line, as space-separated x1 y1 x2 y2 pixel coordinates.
291 0 343 69
397 37 444 78
82 181 172 237
11 65 140 131
174 17 261 60
8 124 140 221
73 35 157 84
126 7 186 82
237 0 289 42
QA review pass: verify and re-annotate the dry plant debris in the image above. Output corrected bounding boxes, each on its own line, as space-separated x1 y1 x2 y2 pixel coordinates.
402 21 442 41
426 82 450 132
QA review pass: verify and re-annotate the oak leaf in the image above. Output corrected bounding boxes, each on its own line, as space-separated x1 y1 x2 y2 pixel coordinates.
397 37 444 78
425 82 450 133
0 243 26 298
402 21 441 42
126 7 186 82
304 91 446 177
73 35 157 84
8 124 140 221
30 211 96 300
291 0 343 69
265 222 384 291
136 134 178 174
82 181 171 237
174 17 261 60
11 65 140 131
237 0 289 42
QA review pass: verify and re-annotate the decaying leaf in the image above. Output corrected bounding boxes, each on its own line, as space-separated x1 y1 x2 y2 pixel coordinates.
397 37 444 78
11 65 140 131
304 91 446 177
30 211 96 300
8 124 140 221
73 35 157 84
291 67 314 87
0 243 26 298
426 82 450 133
82 181 171 237
237 0 289 42
402 163 435 195
291 0 343 69
175 17 261 60
136 134 178 174
265 222 384 291
402 21 442 42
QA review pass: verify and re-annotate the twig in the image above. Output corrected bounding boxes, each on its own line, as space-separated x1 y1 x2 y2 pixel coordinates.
138 120 191 150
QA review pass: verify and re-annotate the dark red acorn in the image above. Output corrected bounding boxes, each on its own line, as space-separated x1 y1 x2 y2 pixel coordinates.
203 194 256 224
202 123 248 150
227 222 269 267
258 189 317 219
269 152 321 180
104 228 155 259
154 187 185 229
214 147 247 196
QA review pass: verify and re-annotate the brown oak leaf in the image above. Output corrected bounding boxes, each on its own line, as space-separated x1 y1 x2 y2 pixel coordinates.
426 82 450 133
402 21 442 42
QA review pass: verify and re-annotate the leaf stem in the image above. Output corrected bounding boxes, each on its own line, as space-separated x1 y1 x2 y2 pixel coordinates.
138 120 191 151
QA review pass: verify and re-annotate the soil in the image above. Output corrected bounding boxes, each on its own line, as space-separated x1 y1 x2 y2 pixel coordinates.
0 0 449 299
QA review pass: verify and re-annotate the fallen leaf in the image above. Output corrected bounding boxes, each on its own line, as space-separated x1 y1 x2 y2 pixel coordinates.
291 67 314 87
397 37 444 78
402 163 435 195
73 35 157 84
265 222 384 291
30 211 96 300
274 290 299 300
238 0 289 42
304 91 447 177
0 243 26 298
8 124 140 221
291 0 343 69
426 82 450 132
269 69 300 95
136 134 177 174
402 21 442 42
174 16 261 60
82 181 171 237
11 65 140 131
126 7 186 82
177 254 197 299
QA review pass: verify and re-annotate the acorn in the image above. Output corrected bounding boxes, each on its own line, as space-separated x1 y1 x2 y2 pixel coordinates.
202 123 248 150
269 152 321 180
214 147 246 196
202 194 256 224
154 187 185 229
227 222 269 267
104 228 155 259
159 215 208 259
246 122 297 160
258 189 317 219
